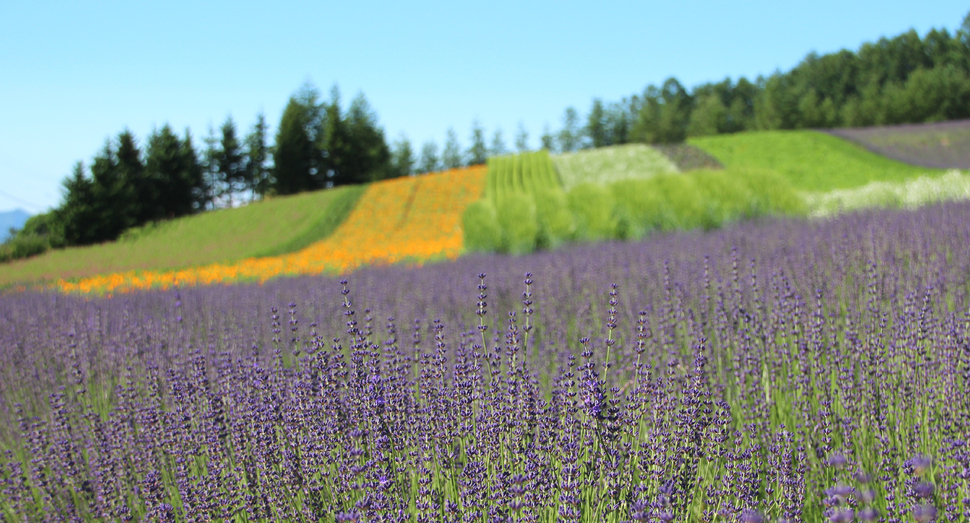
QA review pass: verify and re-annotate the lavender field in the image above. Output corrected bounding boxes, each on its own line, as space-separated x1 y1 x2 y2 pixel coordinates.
825 120 970 170
3 203 970 522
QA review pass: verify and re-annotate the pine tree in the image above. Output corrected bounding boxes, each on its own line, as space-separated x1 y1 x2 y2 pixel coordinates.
467 120 487 165
245 113 270 199
489 128 507 157
605 100 633 145
272 97 318 195
116 130 146 225
514 122 529 152
218 116 246 207
687 94 726 137
345 92 391 183
180 130 206 213
145 125 203 220
390 134 415 178
201 127 220 209
418 141 439 174
585 99 607 148
55 162 97 246
540 124 555 152
557 107 582 152
320 85 353 187
442 128 462 169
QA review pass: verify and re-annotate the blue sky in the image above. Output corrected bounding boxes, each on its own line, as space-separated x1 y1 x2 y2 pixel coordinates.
0 0 965 213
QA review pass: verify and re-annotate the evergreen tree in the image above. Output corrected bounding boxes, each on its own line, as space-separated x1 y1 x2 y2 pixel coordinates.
585 99 607 148
467 120 488 165
558 107 582 152
605 100 633 145
489 128 506 157
218 116 246 207
344 92 391 183
687 94 727 137
181 130 207 213
87 140 129 242
116 130 146 224
540 124 555 152
514 122 529 152
442 128 462 169
320 85 353 187
631 85 662 143
725 77 758 132
754 74 797 130
390 134 415 178
244 113 271 199
272 96 318 195
200 127 220 209
655 78 691 142
55 162 97 246
418 141 439 174
144 125 204 220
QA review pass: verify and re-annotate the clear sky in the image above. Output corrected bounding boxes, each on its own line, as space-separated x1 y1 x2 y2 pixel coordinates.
0 0 966 213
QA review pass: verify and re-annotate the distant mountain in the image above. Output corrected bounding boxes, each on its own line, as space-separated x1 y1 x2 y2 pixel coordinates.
0 209 31 242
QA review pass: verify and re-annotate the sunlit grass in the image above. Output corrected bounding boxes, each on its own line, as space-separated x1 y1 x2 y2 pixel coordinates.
689 130 946 191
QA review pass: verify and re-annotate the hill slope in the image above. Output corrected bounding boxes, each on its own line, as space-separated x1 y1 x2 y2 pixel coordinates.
688 130 945 191
56 166 487 294
0 187 363 287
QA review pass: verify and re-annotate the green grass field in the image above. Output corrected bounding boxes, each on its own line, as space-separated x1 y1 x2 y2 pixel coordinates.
688 130 947 191
0 185 364 287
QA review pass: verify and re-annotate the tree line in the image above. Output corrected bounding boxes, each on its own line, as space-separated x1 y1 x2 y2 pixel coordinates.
12 84 414 254
535 12 970 153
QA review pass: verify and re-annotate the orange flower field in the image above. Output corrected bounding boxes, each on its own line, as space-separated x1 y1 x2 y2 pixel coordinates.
55 166 487 294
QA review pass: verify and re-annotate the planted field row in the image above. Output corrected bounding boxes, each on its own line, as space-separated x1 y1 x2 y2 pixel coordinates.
56 166 487 294
464 167 804 255
552 143 680 189
688 130 946 191
485 150 560 201
824 118 970 170
805 169 970 217
3 203 969 521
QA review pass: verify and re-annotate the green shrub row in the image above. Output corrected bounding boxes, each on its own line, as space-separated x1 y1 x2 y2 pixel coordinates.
466 150 572 254
0 234 51 263
463 167 805 254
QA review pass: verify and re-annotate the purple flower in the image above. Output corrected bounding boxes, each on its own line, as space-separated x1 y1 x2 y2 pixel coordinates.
913 481 935 499
857 507 879 522
912 504 937 523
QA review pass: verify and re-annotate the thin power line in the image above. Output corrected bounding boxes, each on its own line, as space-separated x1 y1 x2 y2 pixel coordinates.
0 188 43 212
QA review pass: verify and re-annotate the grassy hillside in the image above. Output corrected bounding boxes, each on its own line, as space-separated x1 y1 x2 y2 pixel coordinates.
0 186 364 287
56 166 487 294
689 130 946 191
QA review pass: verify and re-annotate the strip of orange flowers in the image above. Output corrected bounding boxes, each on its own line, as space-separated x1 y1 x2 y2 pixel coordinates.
55 166 487 295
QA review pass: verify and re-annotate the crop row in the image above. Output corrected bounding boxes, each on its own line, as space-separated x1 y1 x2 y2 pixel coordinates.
463 167 804 255
485 150 560 202
551 144 680 189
